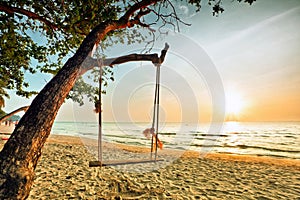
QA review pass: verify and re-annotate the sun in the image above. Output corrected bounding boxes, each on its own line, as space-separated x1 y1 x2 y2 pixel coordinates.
225 89 245 121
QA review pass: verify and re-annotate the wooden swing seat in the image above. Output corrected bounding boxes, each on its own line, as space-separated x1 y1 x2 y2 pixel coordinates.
89 158 164 167
89 57 164 168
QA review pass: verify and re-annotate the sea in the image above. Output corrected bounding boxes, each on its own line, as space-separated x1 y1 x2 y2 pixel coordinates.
51 121 300 160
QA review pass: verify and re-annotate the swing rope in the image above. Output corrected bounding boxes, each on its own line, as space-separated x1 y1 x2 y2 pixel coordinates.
90 48 163 167
150 64 161 160
89 44 169 167
96 47 103 163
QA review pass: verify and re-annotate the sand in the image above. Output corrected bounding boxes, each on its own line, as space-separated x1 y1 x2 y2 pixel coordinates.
1 134 299 199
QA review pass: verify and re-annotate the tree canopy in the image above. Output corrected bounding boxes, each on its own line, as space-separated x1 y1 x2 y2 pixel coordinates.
0 0 121 100
0 0 255 107
0 0 257 199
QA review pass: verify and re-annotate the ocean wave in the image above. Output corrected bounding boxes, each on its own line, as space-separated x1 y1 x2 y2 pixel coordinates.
52 121 300 160
160 132 177 135
191 133 229 137
284 135 297 139
104 134 149 140
224 144 300 154
78 131 97 135
190 144 224 148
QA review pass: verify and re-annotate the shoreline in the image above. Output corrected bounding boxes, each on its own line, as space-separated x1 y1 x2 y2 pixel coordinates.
47 134 300 169
1 133 299 169
1 134 299 199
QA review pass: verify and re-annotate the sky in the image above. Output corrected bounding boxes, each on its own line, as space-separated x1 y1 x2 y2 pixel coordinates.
3 0 300 123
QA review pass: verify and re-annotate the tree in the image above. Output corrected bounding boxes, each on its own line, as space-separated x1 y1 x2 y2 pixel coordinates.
0 0 256 199
0 106 29 124
0 0 123 106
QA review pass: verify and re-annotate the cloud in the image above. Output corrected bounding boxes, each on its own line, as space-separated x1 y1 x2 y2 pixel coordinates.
209 6 300 50
178 5 197 19
179 5 189 15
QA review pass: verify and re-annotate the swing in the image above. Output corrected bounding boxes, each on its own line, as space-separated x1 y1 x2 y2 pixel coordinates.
89 60 164 167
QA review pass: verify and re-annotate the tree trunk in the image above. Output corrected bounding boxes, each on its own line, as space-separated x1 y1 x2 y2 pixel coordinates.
0 21 109 199
0 106 29 124
0 1 160 198
0 63 81 199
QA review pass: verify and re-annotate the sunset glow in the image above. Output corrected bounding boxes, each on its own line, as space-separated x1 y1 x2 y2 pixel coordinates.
225 88 245 121
3 1 300 123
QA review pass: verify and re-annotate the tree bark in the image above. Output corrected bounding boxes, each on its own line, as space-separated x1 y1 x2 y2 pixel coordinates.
80 43 169 75
0 1 162 199
0 21 107 197
0 106 29 124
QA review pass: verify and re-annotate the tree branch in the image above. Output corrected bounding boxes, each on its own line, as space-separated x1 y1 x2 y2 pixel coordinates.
0 4 58 30
120 0 158 22
104 53 160 66
106 42 169 66
80 43 169 75
0 106 29 124
0 1 169 198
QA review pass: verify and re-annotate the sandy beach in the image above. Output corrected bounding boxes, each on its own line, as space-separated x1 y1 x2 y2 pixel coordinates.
1 134 299 199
